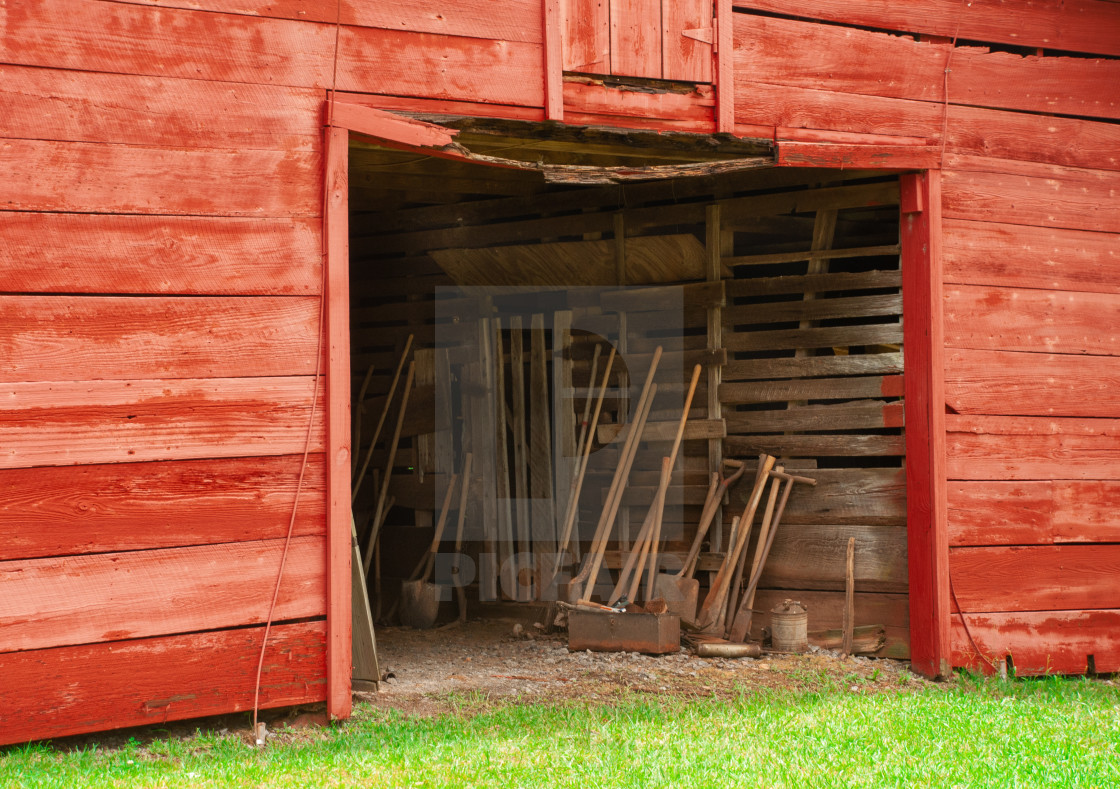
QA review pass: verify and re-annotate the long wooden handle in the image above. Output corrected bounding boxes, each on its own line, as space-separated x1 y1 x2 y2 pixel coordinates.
571 346 661 591
725 470 782 639
410 472 459 583
450 454 473 580
353 334 413 501
696 454 775 629
362 361 416 573
575 381 656 599
677 473 719 580
643 458 672 602
553 347 616 578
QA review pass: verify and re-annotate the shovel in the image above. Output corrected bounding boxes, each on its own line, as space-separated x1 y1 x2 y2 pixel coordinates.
654 460 747 620
399 471 459 629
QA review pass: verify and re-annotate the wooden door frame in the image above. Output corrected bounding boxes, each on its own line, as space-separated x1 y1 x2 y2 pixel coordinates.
322 108 950 718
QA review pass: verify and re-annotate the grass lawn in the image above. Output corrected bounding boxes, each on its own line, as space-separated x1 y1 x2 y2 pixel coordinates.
3 673 1118 788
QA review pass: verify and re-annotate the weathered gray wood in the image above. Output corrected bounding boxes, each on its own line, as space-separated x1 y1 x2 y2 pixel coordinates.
492 319 515 598
530 314 555 594
758 524 907 594
509 316 531 600
724 323 903 353
725 434 906 457
597 418 726 444
724 293 902 326
723 353 903 382
725 400 903 433
553 310 576 573
726 269 901 299
724 243 900 268
720 375 902 404
601 281 724 313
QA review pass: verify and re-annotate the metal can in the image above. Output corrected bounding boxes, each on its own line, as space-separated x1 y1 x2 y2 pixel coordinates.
770 599 808 652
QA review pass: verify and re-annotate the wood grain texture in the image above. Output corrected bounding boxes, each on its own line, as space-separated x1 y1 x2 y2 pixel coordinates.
662 0 712 82
0 0 544 105
732 0 1120 58
944 285 1120 356
951 610 1120 675
946 415 1120 481
724 293 901 325
759 524 908 594
725 400 904 433
0 621 326 746
563 0 611 72
901 171 950 678
720 375 903 404
610 0 663 78
0 376 325 469
734 77 1120 172
0 213 321 295
951 545 1120 614
723 323 903 352
726 269 902 299
942 162 1120 234
562 80 715 123
0 296 319 382
0 455 325 561
945 349 1120 417
0 536 325 653
323 124 350 721
943 219 1120 295
726 467 905 526
724 433 905 457
723 353 903 381
112 0 544 43
0 64 320 150
1 139 319 217
948 480 1120 547
733 14 1120 120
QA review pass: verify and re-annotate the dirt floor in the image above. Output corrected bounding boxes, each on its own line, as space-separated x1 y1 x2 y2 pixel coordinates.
361 614 931 719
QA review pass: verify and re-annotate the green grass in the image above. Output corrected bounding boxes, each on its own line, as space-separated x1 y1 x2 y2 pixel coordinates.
3 676 1119 788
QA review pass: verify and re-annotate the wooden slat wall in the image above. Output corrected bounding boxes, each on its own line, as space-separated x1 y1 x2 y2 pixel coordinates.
727 2 1120 675
0 0 556 746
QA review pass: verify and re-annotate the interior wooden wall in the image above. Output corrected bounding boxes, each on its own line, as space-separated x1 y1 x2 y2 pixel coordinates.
349 162 908 654
728 0 1120 674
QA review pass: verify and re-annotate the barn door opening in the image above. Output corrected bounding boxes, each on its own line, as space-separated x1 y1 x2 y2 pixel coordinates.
562 0 714 82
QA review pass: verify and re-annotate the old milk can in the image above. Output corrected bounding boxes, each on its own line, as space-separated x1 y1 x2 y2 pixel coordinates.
770 599 808 653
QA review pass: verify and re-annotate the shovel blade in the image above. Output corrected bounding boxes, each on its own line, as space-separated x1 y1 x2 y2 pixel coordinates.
654 575 698 622
400 580 441 630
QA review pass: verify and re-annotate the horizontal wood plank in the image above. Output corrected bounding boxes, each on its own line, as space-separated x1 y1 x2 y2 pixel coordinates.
948 480 1120 547
725 400 904 433
942 164 1120 234
943 219 1120 295
110 0 543 43
726 269 901 298
724 433 905 457
759 523 908 594
951 545 1120 613
734 14 1120 120
945 349 1120 417
726 467 906 526
723 353 903 381
732 0 1120 58
0 536 326 653
724 323 903 352
951 610 1120 675
0 621 325 746
0 376 325 469
944 285 1120 356
1 139 319 217
725 293 901 325
0 296 320 382
946 415 1120 481
0 64 320 150
720 375 903 404
0 455 326 561
0 213 321 295
0 0 543 105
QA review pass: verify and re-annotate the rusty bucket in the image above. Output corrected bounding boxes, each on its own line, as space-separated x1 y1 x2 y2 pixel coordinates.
770 599 808 653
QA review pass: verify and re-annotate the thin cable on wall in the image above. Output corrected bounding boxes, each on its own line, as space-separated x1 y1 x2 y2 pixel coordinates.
251 0 344 743
939 0 971 166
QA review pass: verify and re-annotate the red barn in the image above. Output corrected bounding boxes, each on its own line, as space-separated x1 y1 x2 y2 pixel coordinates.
2 0 1118 744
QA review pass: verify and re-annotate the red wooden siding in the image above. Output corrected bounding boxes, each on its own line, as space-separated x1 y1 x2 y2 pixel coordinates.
0 622 326 745
728 2 1120 677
